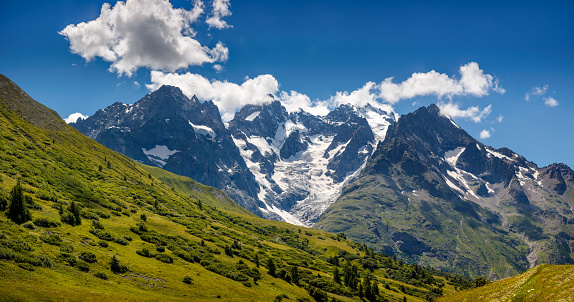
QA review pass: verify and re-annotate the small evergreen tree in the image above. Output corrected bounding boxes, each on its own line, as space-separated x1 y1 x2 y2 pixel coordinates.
140 213 147 222
333 267 341 284
266 257 276 277
198 200 203 210
290 266 299 285
110 255 128 273
7 180 32 224
0 192 7 211
254 254 260 267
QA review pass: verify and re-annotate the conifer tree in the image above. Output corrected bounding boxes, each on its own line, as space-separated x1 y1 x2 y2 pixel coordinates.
291 266 299 285
7 180 31 224
254 254 260 267
266 257 276 277
333 267 341 284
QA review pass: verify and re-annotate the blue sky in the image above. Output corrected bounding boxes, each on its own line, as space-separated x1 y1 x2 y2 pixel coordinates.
0 0 572 168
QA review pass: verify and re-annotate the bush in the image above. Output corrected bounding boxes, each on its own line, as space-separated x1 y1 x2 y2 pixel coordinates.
155 253 174 263
114 238 128 246
110 255 128 273
91 220 105 230
23 222 35 230
94 272 108 280
40 234 62 246
123 236 132 242
18 263 35 271
136 248 154 258
57 252 77 266
79 251 97 263
156 245 165 252
183 275 193 284
77 260 90 272
98 241 109 248
34 218 60 228
60 245 74 253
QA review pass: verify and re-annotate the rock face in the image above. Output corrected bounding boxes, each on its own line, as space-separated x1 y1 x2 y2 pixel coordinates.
71 85 263 215
72 86 396 223
315 104 574 279
228 101 395 225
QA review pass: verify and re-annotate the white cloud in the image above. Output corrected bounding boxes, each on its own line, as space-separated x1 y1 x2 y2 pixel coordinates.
497 115 504 123
544 97 559 107
206 0 232 29
525 85 548 101
280 91 331 116
64 112 88 124
134 81 140 88
213 64 223 73
147 71 278 121
479 129 491 139
438 102 492 123
59 0 227 76
331 82 378 107
378 62 504 104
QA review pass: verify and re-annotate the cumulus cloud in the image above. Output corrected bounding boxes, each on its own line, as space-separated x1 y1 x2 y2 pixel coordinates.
59 0 227 76
378 62 504 104
206 0 232 29
497 115 504 123
331 82 378 107
544 97 559 107
280 91 331 116
147 71 278 121
479 129 491 139
64 112 88 124
525 85 548 101
438 102 492 123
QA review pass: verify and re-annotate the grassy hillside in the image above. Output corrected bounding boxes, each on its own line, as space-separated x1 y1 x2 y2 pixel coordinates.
0 75 474 301
141 165 253 216
438 264 574 301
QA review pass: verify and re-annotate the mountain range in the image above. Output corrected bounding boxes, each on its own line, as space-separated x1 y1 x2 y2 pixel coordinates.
70 84 574 279
0 73 473 302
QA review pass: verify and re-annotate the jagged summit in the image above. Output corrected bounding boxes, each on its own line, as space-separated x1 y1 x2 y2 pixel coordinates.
316 103 574 279
0 74 67 131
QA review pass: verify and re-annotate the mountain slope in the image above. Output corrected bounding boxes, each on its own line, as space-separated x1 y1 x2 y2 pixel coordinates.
316 104 574 279
71 85 263 216
72 88 396 225
438 264 574 301
0 75 470 302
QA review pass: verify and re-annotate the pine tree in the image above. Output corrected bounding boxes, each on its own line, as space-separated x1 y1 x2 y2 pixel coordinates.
266 257 276 277
333 267 341 284
0 192 7 211
291 266 299 285
254 254 260 267
198 200 203 210
7 180 31 224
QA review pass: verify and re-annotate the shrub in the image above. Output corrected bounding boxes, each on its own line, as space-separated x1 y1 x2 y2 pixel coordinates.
110 255 128 273
18 263 35 271
23 222 35 230
34 218 60 228
40 234 62 246
183 275 193 284
140 213 147 221
136 248 154 258
91 220 105 230
156 245 165 252
114 238 128 246
123 236 132 242
155 253 174 263
98 241 109 248
79 251 97 263
94 272 108 280
60 245 74 253
77 260 90 272
57 252 77 266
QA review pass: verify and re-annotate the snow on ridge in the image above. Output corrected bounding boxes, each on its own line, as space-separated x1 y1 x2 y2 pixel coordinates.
142 145 180 168
188 121 216 139
245 111 260 121
444 147 466 167
486 148 512 161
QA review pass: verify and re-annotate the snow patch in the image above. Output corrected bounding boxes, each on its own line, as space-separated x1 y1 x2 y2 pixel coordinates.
245 111 260 121
142 145 180 168
486 148 512 161
445 147 466 167
189 121 216 139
